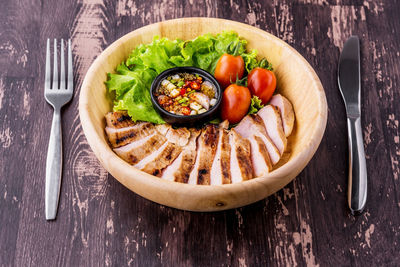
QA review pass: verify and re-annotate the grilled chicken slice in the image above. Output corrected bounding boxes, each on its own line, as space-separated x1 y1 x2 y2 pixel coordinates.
257 105 287 155
155 124 171 135
161 128 201 183
105 122 155 148
210 121 231 185
235 115 281 165
247 135 273 177
108 98 294 182
188 125 219 185
269 94 295 137
229 129 253 183
155 124 191 146
113 133 167 165
166 127 191 146
136 141 182 176
105 111 135 128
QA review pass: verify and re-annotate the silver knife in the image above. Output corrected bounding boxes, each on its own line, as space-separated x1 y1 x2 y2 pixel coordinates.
338 36 367 215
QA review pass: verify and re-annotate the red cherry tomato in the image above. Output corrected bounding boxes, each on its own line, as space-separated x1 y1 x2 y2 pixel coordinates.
221 84 251 124
214 54 245 89
247 67 277 104
180 88 186 96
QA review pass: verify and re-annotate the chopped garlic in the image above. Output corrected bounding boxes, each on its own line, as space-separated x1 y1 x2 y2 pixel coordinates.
161 79 169 86
167 83 176 91
190 102 202 111
210 98 217 106
198 108 207 114
170 88 180 98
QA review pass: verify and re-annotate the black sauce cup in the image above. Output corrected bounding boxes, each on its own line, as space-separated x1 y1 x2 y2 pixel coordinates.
150 67 222 125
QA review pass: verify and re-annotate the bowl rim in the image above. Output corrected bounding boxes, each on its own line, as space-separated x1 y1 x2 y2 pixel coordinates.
79 17 328 210
150 66 222 122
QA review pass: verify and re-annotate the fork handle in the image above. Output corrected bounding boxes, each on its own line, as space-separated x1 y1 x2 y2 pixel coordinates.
346 116 367 215
45 108 63 220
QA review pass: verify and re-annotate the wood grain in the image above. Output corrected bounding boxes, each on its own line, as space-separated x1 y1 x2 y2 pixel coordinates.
0 0 399 266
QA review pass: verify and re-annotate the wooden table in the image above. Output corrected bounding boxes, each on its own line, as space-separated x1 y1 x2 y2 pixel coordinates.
1 1 399 266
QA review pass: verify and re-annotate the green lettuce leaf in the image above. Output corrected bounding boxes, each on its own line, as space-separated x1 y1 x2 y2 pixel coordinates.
105 73 135 99
106 62 164 123
105 31 266 124
113 82 165 124
242 49 258 73
248 96 264 115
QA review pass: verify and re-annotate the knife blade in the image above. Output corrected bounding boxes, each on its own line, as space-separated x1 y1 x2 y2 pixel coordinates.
338 36 367 215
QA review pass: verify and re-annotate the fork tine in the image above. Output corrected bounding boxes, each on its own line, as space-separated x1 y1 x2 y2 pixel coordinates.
52 39 58 89
67 39 73 91
45 39 51 90
60 39 66 90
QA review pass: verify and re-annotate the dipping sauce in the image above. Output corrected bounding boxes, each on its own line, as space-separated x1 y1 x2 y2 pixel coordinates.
154 72 217 116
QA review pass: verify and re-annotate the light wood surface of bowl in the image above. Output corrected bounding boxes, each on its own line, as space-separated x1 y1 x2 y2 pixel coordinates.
79 18 327 211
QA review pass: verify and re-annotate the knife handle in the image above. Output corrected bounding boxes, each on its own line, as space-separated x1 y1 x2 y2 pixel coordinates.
346 116 367 215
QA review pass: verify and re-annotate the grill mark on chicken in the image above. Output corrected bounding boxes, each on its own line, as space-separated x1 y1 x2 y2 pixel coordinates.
168 129 201 183
182 173 190 183
253 135 273 173
210 121 231 185
269 94 295 137
177 153 197 183
113 133 167 165
105 111 135 128
188 125 219 185
116 131 136 144
140 143 182 176
197 125 219 185
197 169 208 184
252 114 281 163
117 115 131 122
160 128 201 183
219 122 232 184
229 130 253 182
257 105 287 155
235 144 253 180
235 114 281 165
128 155 137 164
203 127 218 147
106 122 155 148
220 129 232 184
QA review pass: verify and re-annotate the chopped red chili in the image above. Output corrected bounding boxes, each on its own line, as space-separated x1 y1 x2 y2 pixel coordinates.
191 82 200 90
181 106 191 115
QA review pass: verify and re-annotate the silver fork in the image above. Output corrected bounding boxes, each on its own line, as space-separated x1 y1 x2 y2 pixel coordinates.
44 39 73 220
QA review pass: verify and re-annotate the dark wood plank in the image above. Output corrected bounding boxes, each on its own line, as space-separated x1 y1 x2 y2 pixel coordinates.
0 0 399 266
0 0 46 265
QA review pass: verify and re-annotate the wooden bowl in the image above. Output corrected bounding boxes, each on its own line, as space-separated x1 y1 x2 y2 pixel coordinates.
79 18 327 211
